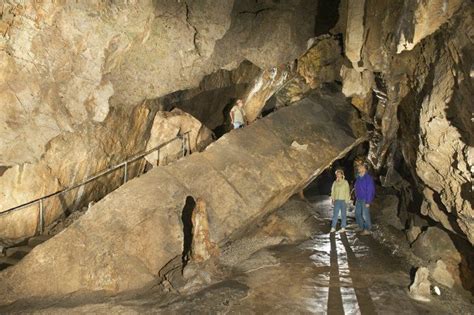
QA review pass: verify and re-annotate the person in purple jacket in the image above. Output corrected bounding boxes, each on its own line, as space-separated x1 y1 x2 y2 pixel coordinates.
354 162 375 235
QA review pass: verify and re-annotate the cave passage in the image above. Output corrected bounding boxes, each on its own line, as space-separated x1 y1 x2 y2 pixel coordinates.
1 0 473 312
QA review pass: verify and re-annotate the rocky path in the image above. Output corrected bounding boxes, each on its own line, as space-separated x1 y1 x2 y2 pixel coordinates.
152 196 473 314
192 197 454 314
4 196 471 314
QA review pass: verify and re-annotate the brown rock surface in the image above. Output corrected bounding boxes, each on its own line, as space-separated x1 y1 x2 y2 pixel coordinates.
0 0 320 240
430 259 456 288
276 36 343 106
411 226 461 264
145 109 213 167
338 0 473 244
164 61 261 130
0 104 152 240
409 267 431 302
242 65 293 123
0 92 365 304
396 0 463 53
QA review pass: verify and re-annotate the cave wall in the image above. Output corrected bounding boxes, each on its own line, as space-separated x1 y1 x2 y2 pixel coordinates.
336 0 473 243
0 0 321 240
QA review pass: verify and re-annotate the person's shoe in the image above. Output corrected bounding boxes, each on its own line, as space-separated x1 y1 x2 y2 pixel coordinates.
339 228 346 233
330 227 336 233
355 227 364 233
360 230 371 236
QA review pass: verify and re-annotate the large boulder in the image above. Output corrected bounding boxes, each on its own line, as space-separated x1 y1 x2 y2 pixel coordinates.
373 195 404 230
411 226 467 289
145 109 213 166
411 226 461 263
430 259 455 288
0 92 365 304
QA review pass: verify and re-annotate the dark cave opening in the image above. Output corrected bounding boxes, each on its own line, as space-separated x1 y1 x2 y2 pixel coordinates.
181 196 196 267
314 0 341 36
304 141 370 197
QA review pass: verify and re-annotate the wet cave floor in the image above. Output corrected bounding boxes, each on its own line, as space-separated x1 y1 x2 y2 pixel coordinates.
3 197 473 314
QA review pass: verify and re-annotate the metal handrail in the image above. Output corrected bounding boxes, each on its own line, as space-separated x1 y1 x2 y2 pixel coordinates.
0 132 191 230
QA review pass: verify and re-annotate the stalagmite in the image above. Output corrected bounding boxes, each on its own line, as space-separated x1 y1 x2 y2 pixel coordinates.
409 267 431 302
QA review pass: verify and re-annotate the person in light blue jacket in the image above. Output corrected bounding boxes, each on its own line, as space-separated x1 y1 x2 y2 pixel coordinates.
354 162 375 235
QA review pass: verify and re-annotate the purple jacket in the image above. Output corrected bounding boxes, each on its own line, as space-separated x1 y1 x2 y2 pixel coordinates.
355 173 375 203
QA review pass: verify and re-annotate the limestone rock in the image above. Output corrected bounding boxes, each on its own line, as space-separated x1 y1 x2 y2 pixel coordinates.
257 199 320 242
145 109 213 167
242 65 293 123
415 48 473 242
0 104 152 240
0 0 319 240
344 0 365 70
226 36 343 124
411 226 461 263
409 267 431 302
240 36 343 123
375 195 404 230
337 0 473 244
296 37 342 89
396 0 463 53
406 225 422 244
191 198 219 263
210 0 318 70
430 259 455 288
276 36 343 106
0 92 365 304
340 66 374 116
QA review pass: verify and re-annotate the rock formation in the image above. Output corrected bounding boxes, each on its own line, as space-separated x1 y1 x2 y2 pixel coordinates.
160 60 261 130
0 92 365 304
0 0 320 240
276 36 343 106
191 198 219 263
0 0 473 307
409 267 431 302
336 0 473 244
145 109 213 167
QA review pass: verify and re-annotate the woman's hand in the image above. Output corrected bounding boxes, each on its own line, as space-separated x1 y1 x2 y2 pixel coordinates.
365 204 370 208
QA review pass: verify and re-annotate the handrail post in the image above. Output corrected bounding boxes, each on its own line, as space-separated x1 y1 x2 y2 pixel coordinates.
123 162 128 184
38 199 44 235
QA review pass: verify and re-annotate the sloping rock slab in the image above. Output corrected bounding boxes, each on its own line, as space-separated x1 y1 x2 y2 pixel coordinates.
0 93 365 304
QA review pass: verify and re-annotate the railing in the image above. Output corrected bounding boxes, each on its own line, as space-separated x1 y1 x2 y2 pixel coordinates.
0 132 191 235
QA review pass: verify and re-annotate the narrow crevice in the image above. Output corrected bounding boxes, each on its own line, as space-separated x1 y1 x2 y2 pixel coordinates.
181 196 196 267
184 1 201 56
0 166 10 177
237 8 274 16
